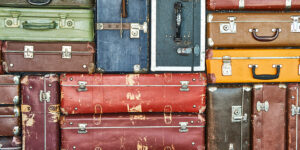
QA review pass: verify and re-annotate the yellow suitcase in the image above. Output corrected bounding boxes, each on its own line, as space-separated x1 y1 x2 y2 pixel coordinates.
206 49 300 83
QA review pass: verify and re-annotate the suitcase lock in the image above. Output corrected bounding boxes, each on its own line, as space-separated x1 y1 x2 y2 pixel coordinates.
220 17 236 33
24 45 34 59
77 81 87 92
291 105 300 116
222 56 232 76
130 22 148 38
5 13 20 28
39 90 50 102
256 101 269 112
78 123 87 134
232 106 247 122
180 81 189 92
62 46 72 59
291 16 300 32
179 122 188 133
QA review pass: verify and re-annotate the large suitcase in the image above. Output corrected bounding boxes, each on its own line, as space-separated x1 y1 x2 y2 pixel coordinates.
207 13 300 48
61 113 205 150
0 75 20 105
21 74 60 150
60 73 206 114
0 106 20 137
0 0 94 8
207 85 251 150
252 84 287 150
0 7 94 42
207 0 300 10
206 49 300 83
2 41 95 73
0 136 22 150
96 0 149 73
151 0 206 72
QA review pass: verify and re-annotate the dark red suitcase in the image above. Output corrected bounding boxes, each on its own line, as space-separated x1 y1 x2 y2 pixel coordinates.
0 75 20 105
0 106 20 136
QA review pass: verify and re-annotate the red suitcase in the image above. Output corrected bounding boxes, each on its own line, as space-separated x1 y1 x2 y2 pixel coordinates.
60 73 207 114
60 113 205 150
21 74 60 150
0 75 20 105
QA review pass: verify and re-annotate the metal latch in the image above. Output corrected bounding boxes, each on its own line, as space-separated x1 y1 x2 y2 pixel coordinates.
13 126 20 135
220 16 236 33
5 12 20 28
229 143 234 150
291 16 300 32
60 15 74 28
179 122 188 133
176 44 200 56
232 106 247 122
222 56 232 76
292 105 300 116
39 90 51 102
130 22 148 39
256 101 269 112
24 45 34 59
77 81 87 92
62 46 72 59
78 123 87 134
180 81 189 92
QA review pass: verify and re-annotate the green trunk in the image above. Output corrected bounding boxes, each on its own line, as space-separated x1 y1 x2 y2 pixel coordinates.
0 0 94 8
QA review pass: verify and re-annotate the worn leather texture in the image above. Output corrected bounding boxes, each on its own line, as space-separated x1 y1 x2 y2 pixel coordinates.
252 84 286 150
96 0 149 73
60 73 207 114
207 13 300 48
0 0 94 8
0 7 94 41
61 113 205 150
21 75 60 150
206 49 300 83
207 85 251 150
0 106 20 136
0 75 20 105
2 41 95 73
0 136 22 149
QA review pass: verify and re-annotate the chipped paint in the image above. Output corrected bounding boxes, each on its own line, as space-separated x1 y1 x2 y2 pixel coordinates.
199 106 206 113
49 111 60 123
127 104 142 112
126 74 139 85
22 114 35 127
137 141 148 150
126 92 141 100
21 105 31 112
120 136 126 149
21 76 29 85
130 115 146 120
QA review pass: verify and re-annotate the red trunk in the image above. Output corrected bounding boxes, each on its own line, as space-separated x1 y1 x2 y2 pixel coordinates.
60 73 206 114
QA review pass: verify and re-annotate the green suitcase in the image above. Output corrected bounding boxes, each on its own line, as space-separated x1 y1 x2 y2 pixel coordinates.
0 7 94 41
0 0 94 8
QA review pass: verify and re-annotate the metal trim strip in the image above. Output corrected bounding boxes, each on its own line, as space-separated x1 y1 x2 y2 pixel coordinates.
61 85 206 87
211 56 300 60
0 147 22 150
4 51 91 54
209 21 291 23
296 87 299 150
62 125 205 130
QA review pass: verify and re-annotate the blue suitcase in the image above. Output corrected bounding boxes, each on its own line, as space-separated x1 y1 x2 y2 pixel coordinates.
96 0 149 73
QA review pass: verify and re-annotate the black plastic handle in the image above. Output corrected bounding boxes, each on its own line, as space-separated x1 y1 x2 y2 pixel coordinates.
251 28 280 42
26 0 51 6
251 65 281 80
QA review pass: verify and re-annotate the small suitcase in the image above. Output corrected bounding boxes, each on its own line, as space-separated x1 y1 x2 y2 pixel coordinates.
207 12 300 48
60 73 206 114
60 113 206 150
207 0 300 10
21 74 60 150
0 75 20 105
0 136 22 149
96 0 149 73
0 7 94 42
206 49 300 83
207 85 251 150
0 106 20 136
2 41 95 73
252 84 287 150
151 0 206 72
0 0 94 8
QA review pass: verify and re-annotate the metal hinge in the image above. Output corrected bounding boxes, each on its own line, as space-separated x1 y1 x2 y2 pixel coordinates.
5 12 20 28
180 81 189 92
220 17 236 33
256 101 269 112
78 123 87 134
222 56 232 76
77 81 87 92
39 90 50 102
179 122 188 133
24 45 34 59
60 15 74 28
232 106 247 122
176 44 200 56
130 22 148 38
62 46 72 59
291 16 300 32
292 105 300 116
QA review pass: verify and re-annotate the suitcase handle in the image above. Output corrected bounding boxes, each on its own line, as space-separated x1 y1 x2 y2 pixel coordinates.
26 0 51 6
22 21 57 30
251 65 281 80
251 28 280 42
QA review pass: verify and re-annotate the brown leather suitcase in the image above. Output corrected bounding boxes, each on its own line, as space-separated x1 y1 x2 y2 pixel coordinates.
60 113 205 150
0 136 22 149
252 84 286 150
207 12 300 48
2 41 95 73
0 106 20 136
207 85 251 150
21 74 60 150
0 75 20 105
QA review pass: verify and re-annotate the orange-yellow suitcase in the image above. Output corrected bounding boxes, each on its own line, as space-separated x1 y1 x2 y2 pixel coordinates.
206 49 300 83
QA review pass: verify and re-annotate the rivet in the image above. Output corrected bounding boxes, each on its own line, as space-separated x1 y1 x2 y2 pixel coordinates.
74 107 78 110
192 78 196 81
48 84 52 87
70 77 73 81
29 86 32 89
69 122 73 125
193 105 196 108
191 121 194 124
292 96 295 99
192 142 195 145
83 65 87 68
10 64 14 67
73 146 76 149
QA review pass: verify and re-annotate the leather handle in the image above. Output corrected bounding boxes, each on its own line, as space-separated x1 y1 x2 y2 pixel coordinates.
251 65 281 80
22 21 57 30
26 0 51 5
251 28 280 42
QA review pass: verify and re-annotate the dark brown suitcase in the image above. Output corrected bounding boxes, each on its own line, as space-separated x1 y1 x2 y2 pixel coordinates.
2 41 95 73
60 113 205 150
252 84 286 150
0 75 20 105
207 85 251 150
0 106 20 136
21 74 60 150
0 136 22 149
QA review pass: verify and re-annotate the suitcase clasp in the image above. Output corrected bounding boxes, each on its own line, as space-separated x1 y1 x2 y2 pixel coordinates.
24 45 34 59
232 106 247 123
77 81 87 92
5 12 20 28
292 105 300 116
180 81 189 92
78 123 87 134
39 90 51 102
222 56 232 76
62 46 72 59
220 17 236 33
13 126 20 136
291 16 300 32
60 15 74 29
179 122 188 133
256 101 269 112
130 22 148 39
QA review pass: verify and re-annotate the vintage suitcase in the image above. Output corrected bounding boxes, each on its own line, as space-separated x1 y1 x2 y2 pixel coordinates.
206 49 300 83
60 73 206 114
207 85 251 150
0 75 20 105
207 0 300 10
0 41 3 74
21 74 60 150
0 136 22 150
207 13 300 48
61 113 205 150
0 106 20 137
0 0 94 8
151 0 206 72
252 84 287 150
0 7 94 42
2 41 95 73
96 0 149 73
